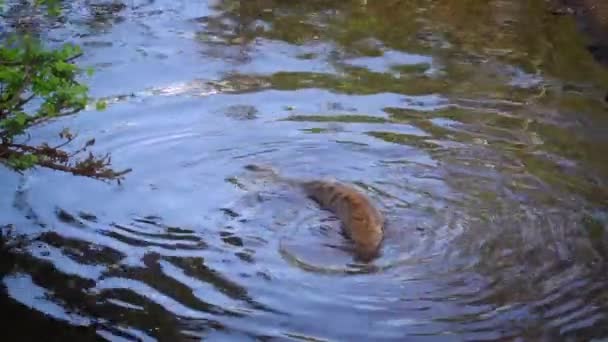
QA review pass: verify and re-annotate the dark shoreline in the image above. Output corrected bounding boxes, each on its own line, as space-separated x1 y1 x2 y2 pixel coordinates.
0 240 102 341
551 0 608 67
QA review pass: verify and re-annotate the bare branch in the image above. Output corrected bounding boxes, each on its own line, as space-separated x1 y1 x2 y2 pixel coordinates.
65 52 83 63
1 142 132 182
36 158 132 181
0 137 132 182
0 60 23 67
53 134 77 150
14 93 36 111
28 105 84 128
8 142 69 163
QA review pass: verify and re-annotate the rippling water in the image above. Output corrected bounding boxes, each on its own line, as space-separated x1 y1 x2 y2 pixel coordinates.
1 0 608 341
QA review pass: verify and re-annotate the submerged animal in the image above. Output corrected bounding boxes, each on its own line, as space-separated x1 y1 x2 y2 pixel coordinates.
244 164 385 262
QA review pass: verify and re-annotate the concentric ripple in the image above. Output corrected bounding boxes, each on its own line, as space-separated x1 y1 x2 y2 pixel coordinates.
2 0 608 341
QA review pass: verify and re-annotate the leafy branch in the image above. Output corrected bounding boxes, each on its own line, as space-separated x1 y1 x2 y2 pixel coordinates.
0 2 131 183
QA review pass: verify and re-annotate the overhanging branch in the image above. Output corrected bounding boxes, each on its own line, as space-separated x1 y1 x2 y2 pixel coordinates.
0 142 132 182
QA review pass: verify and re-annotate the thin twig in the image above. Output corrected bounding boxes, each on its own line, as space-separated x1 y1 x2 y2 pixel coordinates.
1 143 132 181
53 134 77 149
6 142 38 153
65 52 83 63
0 106 84 139
14 93 36 111
0 60 23 67
36 158 131 180
27 105 84 127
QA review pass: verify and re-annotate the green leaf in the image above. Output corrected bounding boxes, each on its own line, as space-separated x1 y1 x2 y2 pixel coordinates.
14 112 28 125
6 154 39 170
1 112 30 136
95 100 107 111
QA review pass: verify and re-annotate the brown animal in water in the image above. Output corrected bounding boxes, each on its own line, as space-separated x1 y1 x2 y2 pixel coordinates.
244 164 384 262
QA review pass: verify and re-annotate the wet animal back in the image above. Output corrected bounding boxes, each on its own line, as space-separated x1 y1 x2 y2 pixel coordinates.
302 180 385 261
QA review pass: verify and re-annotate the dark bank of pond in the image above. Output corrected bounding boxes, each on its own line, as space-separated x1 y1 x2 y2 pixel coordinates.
1 0 608 341
551 0 608 68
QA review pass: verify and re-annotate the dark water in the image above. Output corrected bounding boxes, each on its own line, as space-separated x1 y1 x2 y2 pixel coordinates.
1 0 608 341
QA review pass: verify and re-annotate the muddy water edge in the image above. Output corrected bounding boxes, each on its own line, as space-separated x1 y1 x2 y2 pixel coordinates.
552 0 608 68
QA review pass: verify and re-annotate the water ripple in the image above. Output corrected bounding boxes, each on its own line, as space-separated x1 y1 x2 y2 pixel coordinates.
2 0 608 340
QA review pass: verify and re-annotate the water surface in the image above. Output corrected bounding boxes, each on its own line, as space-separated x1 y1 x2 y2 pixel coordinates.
1 0 608 340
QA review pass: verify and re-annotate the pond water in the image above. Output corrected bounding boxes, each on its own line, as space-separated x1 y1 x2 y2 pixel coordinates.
1 0 608 341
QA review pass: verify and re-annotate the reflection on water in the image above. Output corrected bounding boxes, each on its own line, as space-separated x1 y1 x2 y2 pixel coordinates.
1 0 608 340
